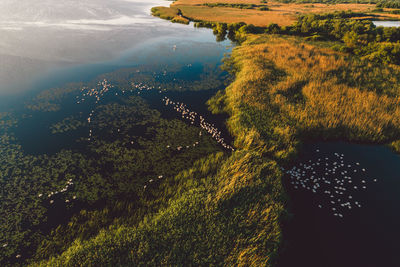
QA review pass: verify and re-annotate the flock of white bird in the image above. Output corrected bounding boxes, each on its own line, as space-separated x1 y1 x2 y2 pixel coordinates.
18 67 234 258
73 75 235 153
71 77 234 193
76 79 113 105
75 79 114 142
7 179 77 259
143 175 164 190
285 149 377 218
162 96 234 151
7 50 382 262
37 179 76 204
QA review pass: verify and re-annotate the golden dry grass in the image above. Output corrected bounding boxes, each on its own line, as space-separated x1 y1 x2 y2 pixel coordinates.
224 35 400 156
180 5 296 26
177 0 265 4
170 0 382 26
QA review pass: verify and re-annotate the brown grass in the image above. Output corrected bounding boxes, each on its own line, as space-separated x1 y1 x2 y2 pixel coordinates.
180 5 296 26
224 35 400 157
170 0 381 26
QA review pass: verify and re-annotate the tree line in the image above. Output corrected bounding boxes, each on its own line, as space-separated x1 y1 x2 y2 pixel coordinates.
197 11 400 65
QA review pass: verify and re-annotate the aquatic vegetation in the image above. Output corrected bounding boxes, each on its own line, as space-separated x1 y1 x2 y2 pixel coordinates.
0 113 18 131
1 26 287 267
0 73 226 265
9 79 285 266
50 116 86 134
25 84 84 112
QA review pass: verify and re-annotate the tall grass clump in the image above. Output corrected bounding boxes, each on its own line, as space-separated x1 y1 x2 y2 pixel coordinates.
212 34 400 161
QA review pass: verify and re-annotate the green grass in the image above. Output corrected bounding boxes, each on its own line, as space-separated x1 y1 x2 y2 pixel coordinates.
33 151 286 266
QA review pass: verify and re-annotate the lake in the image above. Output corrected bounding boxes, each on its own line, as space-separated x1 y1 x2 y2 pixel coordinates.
0 0 230 107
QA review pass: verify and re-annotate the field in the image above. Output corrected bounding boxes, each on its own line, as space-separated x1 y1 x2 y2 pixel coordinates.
210 34 400 162
160 0 398 26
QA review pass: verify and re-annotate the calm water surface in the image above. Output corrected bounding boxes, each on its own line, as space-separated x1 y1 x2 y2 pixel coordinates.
0 0 229 107
280 142 400 267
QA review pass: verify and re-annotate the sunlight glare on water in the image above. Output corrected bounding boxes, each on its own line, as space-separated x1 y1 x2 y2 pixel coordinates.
0 0 219 97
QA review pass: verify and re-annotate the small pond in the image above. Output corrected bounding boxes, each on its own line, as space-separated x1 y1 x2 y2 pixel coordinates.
372 20 400 27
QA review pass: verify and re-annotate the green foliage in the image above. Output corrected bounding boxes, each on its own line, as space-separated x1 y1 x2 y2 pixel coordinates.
377 0 400 9
34 150 286 267
288 12 400 64
207 90 228 114
0 22 291 267
203 3 260 9
201 3 270 11
265 23 282 34
195 21 248 42
12 3 400 265
359 41 400 64
190 10 400 66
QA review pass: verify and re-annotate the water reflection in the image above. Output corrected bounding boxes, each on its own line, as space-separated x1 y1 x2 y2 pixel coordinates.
372 20 400 27
0 0 227 98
